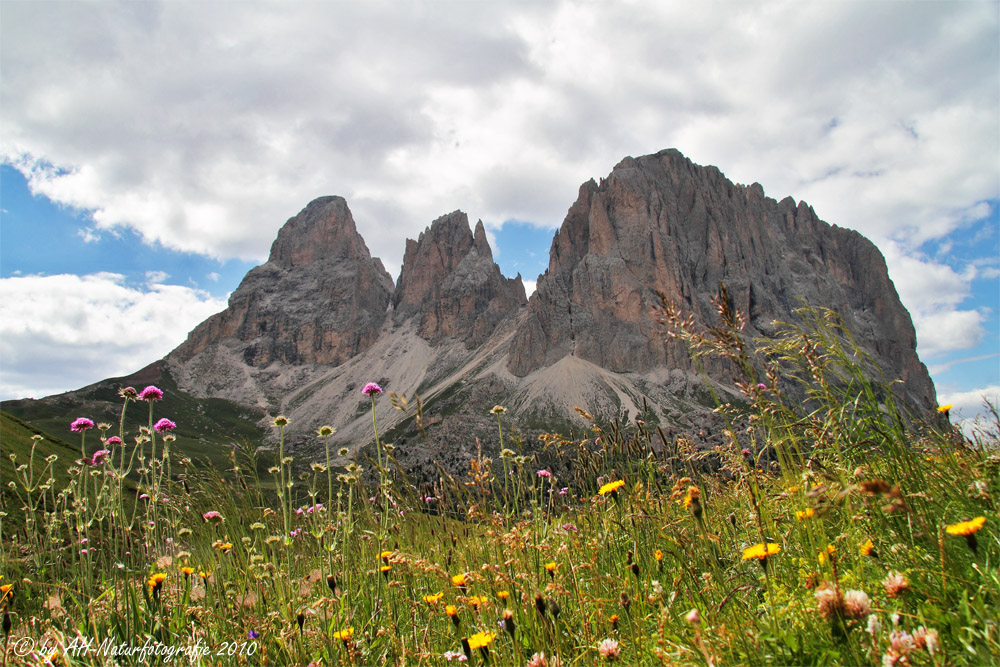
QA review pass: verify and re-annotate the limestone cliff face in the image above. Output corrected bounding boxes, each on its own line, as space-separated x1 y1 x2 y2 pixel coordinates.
172 196 394 370
392 211 527 347
507 149 936 409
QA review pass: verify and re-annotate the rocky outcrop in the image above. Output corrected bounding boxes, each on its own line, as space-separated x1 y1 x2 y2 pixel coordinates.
173 196 394 371
507 149 936 410
393 211 527 347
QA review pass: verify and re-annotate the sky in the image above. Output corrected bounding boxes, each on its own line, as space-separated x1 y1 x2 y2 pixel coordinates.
1 1 997 431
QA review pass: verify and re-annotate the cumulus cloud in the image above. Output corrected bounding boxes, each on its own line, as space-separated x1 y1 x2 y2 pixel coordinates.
937 384 1000 441
880 241 987 359
1 1 995 272
0 273 226 399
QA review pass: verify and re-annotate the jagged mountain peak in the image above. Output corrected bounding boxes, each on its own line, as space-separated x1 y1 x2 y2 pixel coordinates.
393 210 526 347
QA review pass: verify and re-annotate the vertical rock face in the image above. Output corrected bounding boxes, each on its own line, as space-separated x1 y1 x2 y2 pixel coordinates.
173 196 394 368
393 210 527 347
507 149 936 409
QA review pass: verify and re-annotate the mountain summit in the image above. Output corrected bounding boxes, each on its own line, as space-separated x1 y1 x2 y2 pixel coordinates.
5 150 937 476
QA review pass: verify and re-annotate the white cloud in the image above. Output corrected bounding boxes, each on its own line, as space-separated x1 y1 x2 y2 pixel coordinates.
206 272 220 282
880 241 988 358
937 384 1000 442
523 280 537 298
1 1 994 274
145 270 169 285
0 273 226 399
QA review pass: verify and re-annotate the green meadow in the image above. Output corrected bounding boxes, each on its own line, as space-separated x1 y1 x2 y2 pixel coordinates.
1 305 997 666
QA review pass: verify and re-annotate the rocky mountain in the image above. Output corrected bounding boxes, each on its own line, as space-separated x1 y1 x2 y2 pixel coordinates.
4 149 937 477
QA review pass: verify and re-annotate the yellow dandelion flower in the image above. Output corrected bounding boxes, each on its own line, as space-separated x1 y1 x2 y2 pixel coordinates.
423 592 444 604
467 595 488 607
451 573 467 588
741 543 780 561
936 404 953 414
446 604 459 616
795 508 815 521
945 516 985 536
654 548 663 562
467 631 496 650
683 486 700 508
818 551 827 565
379 565 392 576
332 627 353 641
544 561 558 576
180 566 195 576
598 480 625 496
497 590 510 601
860 539 875 557
379 550 393 561
0 583 13 604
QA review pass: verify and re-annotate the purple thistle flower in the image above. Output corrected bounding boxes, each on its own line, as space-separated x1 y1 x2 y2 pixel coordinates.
202 511 223 521
104 436 122 446
362 382 383 396
248 630 260 639
537 469 552 478
71 417 95 432
153 418 176 432
138 385 164 402
756 383 767 390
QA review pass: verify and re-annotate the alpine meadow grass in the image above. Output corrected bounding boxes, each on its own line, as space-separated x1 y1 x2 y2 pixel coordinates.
1 297 997 666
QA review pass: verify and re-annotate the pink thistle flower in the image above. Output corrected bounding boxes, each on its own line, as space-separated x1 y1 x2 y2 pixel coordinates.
537 469 552 478
104 436 122 446
71 417 95 432
89 449 110 465
139 494 150 500
138 385 164 401
362 382 383 396
843 589 871 619
153 418 176 432
757 383 767 390
202 511 223 522
119 386 139 400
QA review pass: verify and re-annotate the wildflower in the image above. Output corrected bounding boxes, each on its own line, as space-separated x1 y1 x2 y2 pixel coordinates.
814 586 841 620
945 516 986 554
597 637 621 661
104 436 122 446
180 566 194 577
843 589 871 618
119 386 139 400
451 573 468 590
544 561 558 577
0 583 13 604
332 627 353 643
501 608 516 637
138 385 163 401
317 425 335 436
490 405 506 414
272 415 289 427
215 542 233 553
913 626 939 655
379 565 392 578
685 608 700 625
598 480 625 496
248 629 260 639
467 595 487 608
654 548 663 568
866 614 882 637
198 571 211 582
537 469 552 478
70 417 95 432
742 543 780 563
153 418 176 432
148 572 167 598
936 404 953 416
202 511 223 522
467 631 495 650
535 593 547 616
527 653 548 667
362 382 383 396
86 449 110 466
296 612 306 632
446 604 460 626
684 486 703 521
882 571 909 599
424 592 444 604
380 550 393 562
860 539 876 557
796 508 815 521
443 650 466 662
